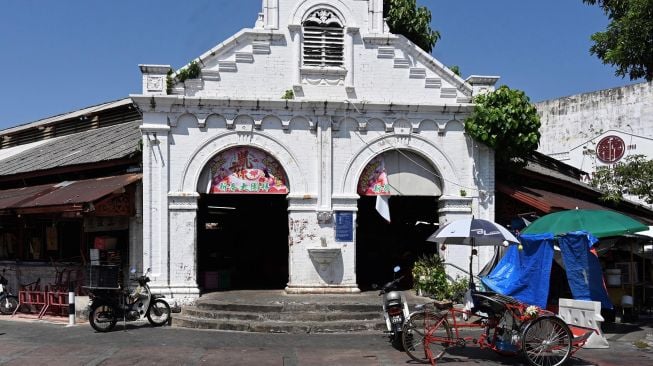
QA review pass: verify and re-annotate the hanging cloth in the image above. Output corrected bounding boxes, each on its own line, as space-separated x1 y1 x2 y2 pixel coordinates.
558 231 613 309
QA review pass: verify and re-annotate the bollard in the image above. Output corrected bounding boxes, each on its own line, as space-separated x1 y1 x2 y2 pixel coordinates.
67 281 75 327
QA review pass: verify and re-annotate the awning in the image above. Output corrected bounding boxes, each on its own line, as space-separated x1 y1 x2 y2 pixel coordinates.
497 183 605 213
0 173 142 215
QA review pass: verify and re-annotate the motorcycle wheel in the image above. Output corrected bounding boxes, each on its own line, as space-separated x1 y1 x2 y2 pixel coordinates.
0 296 18 315
147 298 171 326
89 303 117 332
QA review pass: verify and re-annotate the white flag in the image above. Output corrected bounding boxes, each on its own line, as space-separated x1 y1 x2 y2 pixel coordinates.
375 195 391 222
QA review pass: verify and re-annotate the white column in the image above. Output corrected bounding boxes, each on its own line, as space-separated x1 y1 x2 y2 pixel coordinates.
140 120 171 292
264 0 279 29
317 116 333 211
167 192 201 304
288 24 302 89
373 0 384 33
345 27 359 91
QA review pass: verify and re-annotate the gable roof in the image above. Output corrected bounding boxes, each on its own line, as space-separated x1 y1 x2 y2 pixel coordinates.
165 27 475 105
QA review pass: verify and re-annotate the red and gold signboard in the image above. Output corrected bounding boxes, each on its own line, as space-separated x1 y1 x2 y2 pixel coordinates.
596 135 625 164
209 147 288 194
358 156 390 196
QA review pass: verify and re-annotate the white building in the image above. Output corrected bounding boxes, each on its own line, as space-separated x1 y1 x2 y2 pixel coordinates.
536 82 653 183
131 0 499 303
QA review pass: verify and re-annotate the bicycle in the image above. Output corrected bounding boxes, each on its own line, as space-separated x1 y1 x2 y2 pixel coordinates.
402 289 596 366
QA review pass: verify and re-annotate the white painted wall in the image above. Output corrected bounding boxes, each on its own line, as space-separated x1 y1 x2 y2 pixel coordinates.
537 81 653 170
536 81 653 208
133 0 497 302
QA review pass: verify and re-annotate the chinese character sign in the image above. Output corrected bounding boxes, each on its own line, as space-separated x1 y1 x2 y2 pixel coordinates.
357 155 390 196
209 147 289 194
596 135 625 164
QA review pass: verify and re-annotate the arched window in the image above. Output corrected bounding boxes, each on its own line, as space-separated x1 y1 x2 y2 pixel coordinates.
302 9 344 67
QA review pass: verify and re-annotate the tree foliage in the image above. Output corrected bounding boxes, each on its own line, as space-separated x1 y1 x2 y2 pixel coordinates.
464 86 541 167
583 0 653 81
591 154 653 204
384 0 440 53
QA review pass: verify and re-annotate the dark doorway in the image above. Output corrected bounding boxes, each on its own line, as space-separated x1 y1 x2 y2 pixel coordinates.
197 194 289 291
356 196 439 291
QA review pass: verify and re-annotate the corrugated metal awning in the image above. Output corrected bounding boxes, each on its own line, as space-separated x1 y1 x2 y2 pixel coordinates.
0 173 141 215
497 183 605 213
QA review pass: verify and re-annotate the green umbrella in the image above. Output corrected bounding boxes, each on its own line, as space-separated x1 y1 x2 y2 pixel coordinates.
521 209 649 238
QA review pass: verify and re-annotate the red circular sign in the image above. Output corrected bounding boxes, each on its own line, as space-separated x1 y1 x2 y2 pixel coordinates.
596 135 625 163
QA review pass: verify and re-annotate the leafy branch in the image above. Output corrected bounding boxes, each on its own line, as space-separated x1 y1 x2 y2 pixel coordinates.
464 86 541 167
591 154 653 204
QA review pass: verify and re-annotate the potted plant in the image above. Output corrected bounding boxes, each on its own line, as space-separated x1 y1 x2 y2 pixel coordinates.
412 254 468 306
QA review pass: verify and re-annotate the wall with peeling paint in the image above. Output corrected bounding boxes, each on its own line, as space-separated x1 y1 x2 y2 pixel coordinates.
131 0 499 302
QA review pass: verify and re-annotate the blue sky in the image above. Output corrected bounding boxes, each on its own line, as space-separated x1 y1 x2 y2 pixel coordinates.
0 1 641 130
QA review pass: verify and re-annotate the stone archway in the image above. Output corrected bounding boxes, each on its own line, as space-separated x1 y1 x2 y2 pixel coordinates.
340 134 461 197
194 146 292 291
353 147 445 290
166 130 307 296
177 131 307 195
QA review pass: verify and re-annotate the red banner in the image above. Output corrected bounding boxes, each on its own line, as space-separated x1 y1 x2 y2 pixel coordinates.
358 156 390 196
209 147 288 194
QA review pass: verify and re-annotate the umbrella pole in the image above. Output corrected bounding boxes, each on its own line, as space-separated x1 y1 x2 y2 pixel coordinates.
469 240 475 290
630 242 635 307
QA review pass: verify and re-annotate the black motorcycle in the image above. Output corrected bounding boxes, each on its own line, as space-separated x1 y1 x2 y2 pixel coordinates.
87 268 171 332
0 269 18 315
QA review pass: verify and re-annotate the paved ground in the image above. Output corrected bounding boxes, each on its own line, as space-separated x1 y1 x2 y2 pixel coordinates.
1 317 652 366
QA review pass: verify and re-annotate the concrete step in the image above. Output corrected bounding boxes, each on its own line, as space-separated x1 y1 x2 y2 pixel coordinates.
173 313 387 334
172 290 432 334
194 300 381 313
181 306 382 322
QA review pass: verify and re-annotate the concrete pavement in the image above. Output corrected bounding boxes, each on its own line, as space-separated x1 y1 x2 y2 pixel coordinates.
1 318 653 365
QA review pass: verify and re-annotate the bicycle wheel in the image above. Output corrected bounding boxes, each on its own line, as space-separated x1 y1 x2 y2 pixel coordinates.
521 316 572 366
0 296 18 315
402 311 453 364
89 303 117 332
147 298 171 326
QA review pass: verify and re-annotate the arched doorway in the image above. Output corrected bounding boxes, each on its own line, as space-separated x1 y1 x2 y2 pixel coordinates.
196 146 289 291
356 150 442 290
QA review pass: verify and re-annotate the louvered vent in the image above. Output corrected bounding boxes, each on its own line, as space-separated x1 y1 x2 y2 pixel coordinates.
303 10 344 67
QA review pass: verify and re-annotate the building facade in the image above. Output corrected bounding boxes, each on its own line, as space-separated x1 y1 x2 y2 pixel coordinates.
132 0 499 303
536 81 653 185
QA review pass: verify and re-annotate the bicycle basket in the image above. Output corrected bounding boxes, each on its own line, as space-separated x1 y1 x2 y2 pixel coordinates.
87 265 120 289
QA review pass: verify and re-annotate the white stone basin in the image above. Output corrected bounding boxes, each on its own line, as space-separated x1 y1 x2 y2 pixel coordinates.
307 248 341 271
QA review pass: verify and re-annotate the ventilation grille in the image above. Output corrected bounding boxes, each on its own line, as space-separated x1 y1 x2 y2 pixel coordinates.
303 25 344 67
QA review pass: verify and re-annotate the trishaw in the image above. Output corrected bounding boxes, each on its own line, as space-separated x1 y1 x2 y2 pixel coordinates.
417 217 600 365
402 288 597 366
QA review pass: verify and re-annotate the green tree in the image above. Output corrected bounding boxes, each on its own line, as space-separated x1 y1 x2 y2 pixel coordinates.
583 0 653 81
384 0 441 53
591 154 653 204
464 86 541 167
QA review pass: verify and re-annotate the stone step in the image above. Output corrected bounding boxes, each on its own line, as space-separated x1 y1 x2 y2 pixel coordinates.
194 300 382 313
181 306 382 322
173 313 387 334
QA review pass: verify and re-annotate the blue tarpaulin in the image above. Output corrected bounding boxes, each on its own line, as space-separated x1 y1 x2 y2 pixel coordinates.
481 231 614 309
481 233 555 308
558 231 613 309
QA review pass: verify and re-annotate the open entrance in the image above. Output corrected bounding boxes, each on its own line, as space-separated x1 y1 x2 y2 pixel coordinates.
355 150 442 290
198 194 289 291
196 147 290 291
